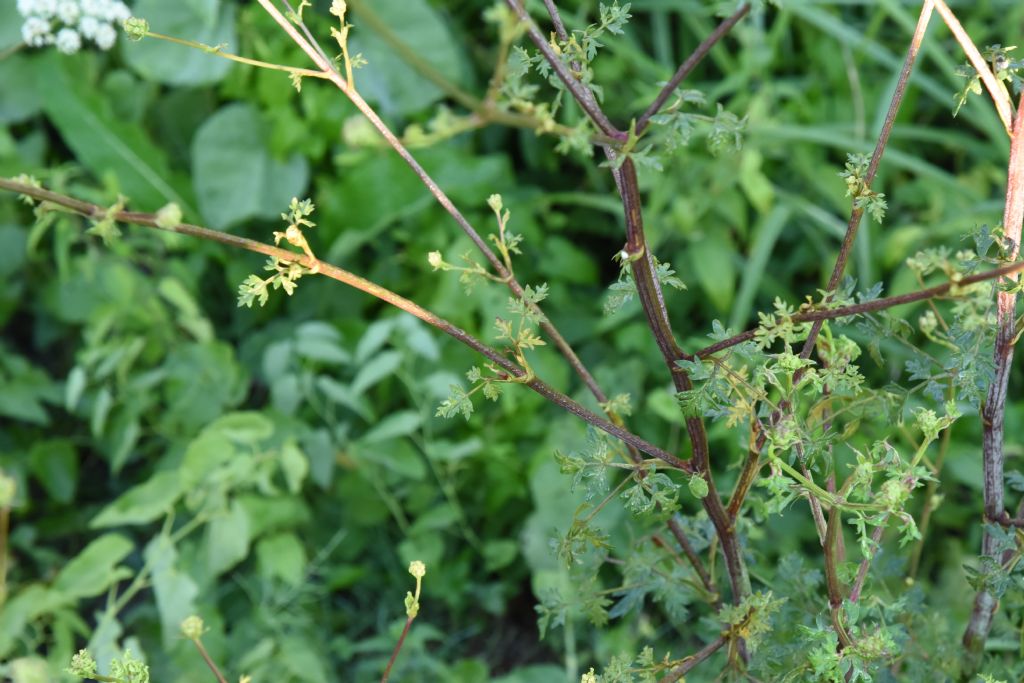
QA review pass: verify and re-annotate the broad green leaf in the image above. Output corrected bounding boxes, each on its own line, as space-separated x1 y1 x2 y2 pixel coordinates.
690 232 736 313
352 439 426 480
410 504 460 535
492 665 568 683
191 103 310 229
257 532 307 586
316 376 374 421
53 534 134 599
351 350 403 395
279 440 308 494
0 586 65 659
0 225 27 278
360 410 422 444
91 470 182 527
0 1 23 51
302 429 336 490
158 276 214 342
206 499 251 576
238 494 311 538
161 341 247 432
64 365 87 412
8 655 49 682
208 411 274 444
397 532 444 570
647 388 686 425
294 322 351 365
85 612 123 680
271 373 303 416
424 437 483 462
0 55 42 124
279 637 329 683
354 319 394 364
122 0 236 86
349 0 468 116
395 316 440 361
0 352 56 425
37 53 196 214
483 539 519 572
179 430 235 490
730 205 790 331
145 535 199 647
28 439 78 504
739 149 775 214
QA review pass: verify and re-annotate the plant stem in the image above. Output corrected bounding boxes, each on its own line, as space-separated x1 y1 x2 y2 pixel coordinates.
824 506 853 649
0 506 8 608
346 0 478 111
145 31 328 81
540 0 570 42
962 91 1024 673
665 518 718 600
636 3 751 135
932 0 1015 136
381 615 413 682
798 0 934 362
0 178 689 472
909 415 953 578
613 157 751 605
692 258 1024 357
190 638 228 683
657 636 727 683
726 422 761 520
255 0 628 448
503 0 624 139
850 522 886 603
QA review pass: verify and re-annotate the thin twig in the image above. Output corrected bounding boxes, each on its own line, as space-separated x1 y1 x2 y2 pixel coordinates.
636 3 751 135
503 0 624 139
347 0 478 110
691 258 1024 358
909 417 953 578
662 520 718 601
849 523 886 603
0 178 692 472
541 0 570 43
254 0 625 443
144 30 329 81
190 639 228 683
381 616 413 682
993 511 1024 528
932 0 1015 136
798 0 934 362
657 636 728 683
725 423 761 520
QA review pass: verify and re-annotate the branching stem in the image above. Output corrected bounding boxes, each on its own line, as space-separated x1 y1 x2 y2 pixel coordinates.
636 3 751 135
0 178 690 472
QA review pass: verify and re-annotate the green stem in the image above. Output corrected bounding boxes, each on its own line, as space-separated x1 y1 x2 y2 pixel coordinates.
144 31 327 81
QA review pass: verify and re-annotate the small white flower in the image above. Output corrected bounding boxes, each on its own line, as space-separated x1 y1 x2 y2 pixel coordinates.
56 0 80 23
17 0 36 17
93 22 116 50
55 26 81 53
21 16 53 46
80 0 102 16
30 0 59 17
79 14 99 39
109 1 130 22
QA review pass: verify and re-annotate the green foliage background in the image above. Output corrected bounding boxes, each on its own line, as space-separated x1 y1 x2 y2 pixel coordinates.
1 0 1023 681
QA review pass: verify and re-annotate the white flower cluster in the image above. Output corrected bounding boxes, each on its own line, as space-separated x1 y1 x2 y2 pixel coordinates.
18 0 131 54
